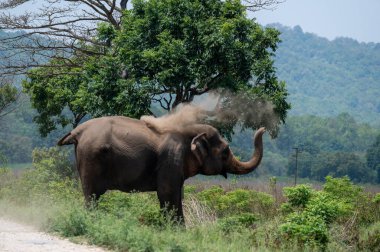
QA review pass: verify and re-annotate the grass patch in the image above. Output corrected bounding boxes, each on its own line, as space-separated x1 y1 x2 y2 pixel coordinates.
1 147 380 251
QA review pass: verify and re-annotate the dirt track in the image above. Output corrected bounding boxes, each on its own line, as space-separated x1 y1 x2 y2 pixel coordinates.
0 218 107 252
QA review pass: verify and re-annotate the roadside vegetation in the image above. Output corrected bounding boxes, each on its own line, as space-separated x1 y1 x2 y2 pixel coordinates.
1 148 379 251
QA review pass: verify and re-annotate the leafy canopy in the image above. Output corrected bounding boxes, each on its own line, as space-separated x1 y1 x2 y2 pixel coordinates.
23 0 289 136
0 82 17 118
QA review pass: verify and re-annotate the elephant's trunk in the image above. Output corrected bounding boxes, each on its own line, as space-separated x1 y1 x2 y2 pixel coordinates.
226 127 265 174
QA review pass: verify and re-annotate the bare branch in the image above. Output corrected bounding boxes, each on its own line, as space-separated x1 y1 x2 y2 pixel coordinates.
242 0 285 12
0 0 123 76
0 0 29 10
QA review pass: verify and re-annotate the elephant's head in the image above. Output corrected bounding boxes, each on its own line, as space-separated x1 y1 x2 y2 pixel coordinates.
185 125 265 178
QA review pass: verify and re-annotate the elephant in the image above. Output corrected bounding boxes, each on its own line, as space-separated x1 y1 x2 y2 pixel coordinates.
58 116 265 222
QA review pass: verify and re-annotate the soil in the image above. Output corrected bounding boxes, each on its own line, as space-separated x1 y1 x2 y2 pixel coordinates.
0 218 107 252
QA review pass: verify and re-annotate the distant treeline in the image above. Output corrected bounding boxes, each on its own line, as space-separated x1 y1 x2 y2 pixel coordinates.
231 113 380 183
1 99 379 184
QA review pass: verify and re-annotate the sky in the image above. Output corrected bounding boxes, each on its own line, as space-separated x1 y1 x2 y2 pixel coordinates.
6 0 380 43
253 0 380 43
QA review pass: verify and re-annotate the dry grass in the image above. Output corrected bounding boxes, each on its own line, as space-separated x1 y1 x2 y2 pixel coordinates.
183 195 217 228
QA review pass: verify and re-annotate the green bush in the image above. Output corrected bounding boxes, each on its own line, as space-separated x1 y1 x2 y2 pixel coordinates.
283 184 313 208
197 185 224 207
373 193 380 204
0 147 80 205
1 155 379 252
280 178 364 247
323 176 363 204
97 191 131 217
306 192 348 224
218 213 257 233
197 186 275 218
138 207 165 227
280 212 328 246
184 185 197 194
0 167 13 191
49 203 89 237
31 147 76 180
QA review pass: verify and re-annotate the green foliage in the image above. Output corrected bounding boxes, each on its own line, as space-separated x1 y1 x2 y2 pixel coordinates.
373 193 380 204
1 163 380 252
323 176 363 203
272 24 380 126
117 0 289 136
0 167 13 195
283 184 313 208
366 134 380 183
49 203 89 237
0 147 79 204
218 213 257 233
231 113 380 182
96 22 116 44
97 191 132 217
78 55 152 118
280 212 328 246
197 186 275 218
31 147 76 179
22 61 86 136
23 0 289 137
197 185 225 207
0 82 17 117
279 177 369 247
305 192 347 224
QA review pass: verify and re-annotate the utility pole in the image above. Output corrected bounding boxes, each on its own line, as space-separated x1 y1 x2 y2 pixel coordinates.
293 147 302 185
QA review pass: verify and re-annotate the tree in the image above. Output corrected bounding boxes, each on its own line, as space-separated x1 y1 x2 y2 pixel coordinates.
21 0 290 137
0 0 284 76
286 151 373 183
366 135 380 183
0 81 17 118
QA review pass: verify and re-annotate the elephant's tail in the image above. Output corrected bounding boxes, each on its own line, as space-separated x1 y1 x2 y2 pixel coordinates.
57 132 77 146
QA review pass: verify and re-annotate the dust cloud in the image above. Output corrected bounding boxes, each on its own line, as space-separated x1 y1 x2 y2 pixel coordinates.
141 90 280 136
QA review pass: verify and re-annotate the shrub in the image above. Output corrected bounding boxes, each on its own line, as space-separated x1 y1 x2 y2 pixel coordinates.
184 185 197 194
283 184 314 208
280 179 360 247
97 191 131 217
49 203 89 237
306 192 348 224
0 147 80 205
198 187 275 218
373 193 380 204
323 176 363 204
197 185 224 207
138 205 169 228
0 167 13 191
218 213 257 233
280 212 329 246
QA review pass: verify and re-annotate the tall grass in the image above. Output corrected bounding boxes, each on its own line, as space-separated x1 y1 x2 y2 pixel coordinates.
0 147 379 251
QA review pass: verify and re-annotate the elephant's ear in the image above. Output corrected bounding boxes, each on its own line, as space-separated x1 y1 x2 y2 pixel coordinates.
191 133 209 166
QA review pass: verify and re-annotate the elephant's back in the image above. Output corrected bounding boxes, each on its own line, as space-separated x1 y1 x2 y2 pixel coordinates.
75 116 158 147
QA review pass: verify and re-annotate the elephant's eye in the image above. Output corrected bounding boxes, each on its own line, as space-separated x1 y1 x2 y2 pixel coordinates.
222 146 229 160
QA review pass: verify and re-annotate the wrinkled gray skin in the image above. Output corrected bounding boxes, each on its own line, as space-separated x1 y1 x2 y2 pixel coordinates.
58 116 265 223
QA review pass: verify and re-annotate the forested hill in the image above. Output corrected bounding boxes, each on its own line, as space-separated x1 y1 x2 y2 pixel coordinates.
271 24 380 126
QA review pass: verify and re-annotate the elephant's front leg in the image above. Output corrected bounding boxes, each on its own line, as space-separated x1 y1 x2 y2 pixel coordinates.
157 184 184 224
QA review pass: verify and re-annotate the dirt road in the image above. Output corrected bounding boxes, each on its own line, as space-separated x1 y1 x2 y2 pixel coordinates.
0 218 107 252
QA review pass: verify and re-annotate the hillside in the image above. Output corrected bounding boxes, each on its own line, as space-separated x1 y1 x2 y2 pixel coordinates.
1 26 380 184
271 24 380 126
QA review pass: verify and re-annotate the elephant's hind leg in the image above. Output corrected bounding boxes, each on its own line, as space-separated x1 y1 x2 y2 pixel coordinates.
82 180 107 206
78 162 107 206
